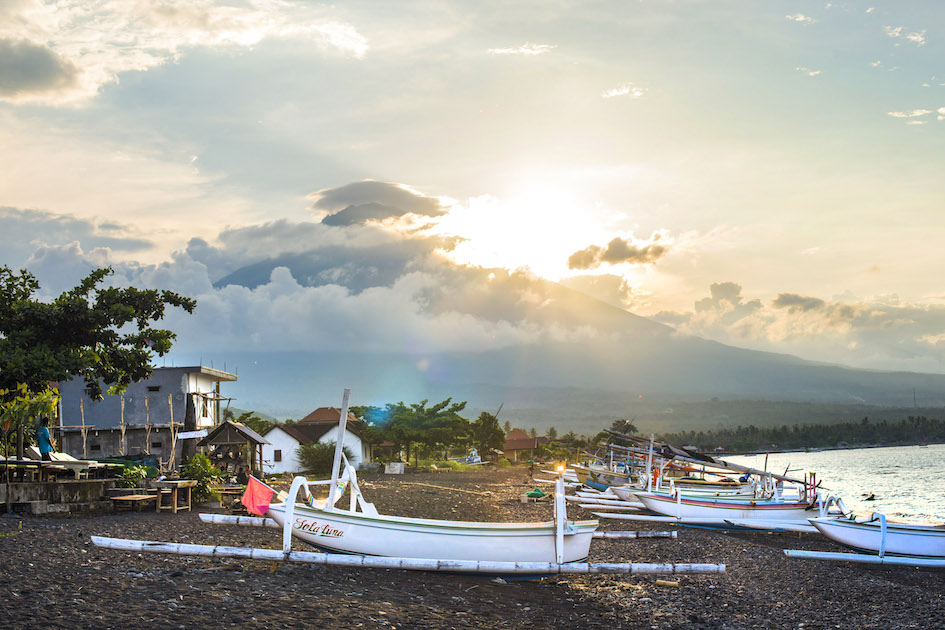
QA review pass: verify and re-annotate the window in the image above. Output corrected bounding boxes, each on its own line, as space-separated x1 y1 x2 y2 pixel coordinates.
274 450 282 462
151 442 162 450
147 386 161 392
90 444 101 452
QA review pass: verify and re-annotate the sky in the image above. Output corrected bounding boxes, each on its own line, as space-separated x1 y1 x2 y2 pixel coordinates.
2 0 945 375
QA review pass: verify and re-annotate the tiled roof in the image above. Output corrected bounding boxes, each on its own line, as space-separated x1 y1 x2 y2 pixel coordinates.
298 407 361 424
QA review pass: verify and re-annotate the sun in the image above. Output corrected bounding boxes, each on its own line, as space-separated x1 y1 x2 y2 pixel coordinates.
433 187 612 281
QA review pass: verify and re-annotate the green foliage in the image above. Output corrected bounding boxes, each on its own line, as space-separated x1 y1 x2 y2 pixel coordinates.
494 458 511 468
434 460 476 471
0 383 59 458
233 410 275 436
469 412 505 459
0 266 195 400
181 453 223 502
368 398 469 465
116 464 149 488
297 441 354 477
657 415 945 452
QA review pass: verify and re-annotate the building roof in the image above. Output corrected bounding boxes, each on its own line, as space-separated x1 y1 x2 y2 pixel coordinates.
197 420 268 446
173 366 238 382
504 435 550 452
265 420 368 445
298 407 360 424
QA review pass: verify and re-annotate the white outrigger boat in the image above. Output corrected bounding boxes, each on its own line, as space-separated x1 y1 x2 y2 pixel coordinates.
262 468 598 564
784 513 945 567
92 390 725 577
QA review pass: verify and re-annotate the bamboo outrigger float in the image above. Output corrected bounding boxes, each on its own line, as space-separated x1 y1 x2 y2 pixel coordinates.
90 389 726 576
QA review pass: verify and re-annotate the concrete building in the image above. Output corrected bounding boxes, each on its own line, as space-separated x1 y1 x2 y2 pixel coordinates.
58 366 237 467
261 407 373 474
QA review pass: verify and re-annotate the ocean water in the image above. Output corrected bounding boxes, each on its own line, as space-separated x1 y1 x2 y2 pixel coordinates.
727 444 945 521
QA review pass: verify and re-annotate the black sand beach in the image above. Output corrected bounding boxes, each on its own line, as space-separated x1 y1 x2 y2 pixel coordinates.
2 466 943 629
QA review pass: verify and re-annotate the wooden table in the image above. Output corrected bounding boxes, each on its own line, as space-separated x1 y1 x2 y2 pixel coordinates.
112 494 158 512
151 479 198 513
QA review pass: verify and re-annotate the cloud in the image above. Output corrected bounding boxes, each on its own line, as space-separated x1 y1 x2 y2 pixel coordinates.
568 235 667 271
559 274 633 309
786 14 815 24
883 25 927 46
22 238 616 356
0 39 79 100
0 207 151 269
0 0 368 105
795 67 822 77
487 43 555 56
602 83 647 99
888 109 935 124
653 283 945 372
310 181 447 225
771 293 826 312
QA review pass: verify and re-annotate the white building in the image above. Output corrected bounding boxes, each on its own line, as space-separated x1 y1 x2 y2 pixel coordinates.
261 407 373 474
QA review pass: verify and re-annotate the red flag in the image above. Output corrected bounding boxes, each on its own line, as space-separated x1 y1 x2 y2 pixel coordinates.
241 476 274 516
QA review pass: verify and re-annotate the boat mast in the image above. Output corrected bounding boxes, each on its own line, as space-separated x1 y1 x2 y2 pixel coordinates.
326 388 352 511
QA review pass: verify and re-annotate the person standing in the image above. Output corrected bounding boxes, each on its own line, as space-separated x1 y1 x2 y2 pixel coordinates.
37 417 54 461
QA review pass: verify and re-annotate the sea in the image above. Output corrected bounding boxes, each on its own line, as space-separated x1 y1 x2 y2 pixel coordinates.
726 444 945 521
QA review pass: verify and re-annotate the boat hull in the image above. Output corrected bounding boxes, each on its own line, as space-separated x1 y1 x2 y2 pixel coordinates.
810 517 945 558
266 503 598 564
573 464 631 488
636 493 819 523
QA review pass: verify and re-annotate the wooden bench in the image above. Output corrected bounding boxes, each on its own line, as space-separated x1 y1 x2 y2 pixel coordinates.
112 493 158 512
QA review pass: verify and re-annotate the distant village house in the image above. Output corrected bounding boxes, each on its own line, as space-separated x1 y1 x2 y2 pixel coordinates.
503 429 550 462
262 407 373 474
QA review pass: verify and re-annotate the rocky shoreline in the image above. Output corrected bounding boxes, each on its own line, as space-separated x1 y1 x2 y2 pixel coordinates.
1 466 943 629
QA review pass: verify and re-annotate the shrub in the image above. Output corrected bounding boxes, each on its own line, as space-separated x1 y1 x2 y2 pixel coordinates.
495 458 511 468
297 441 354 477
181 453 223 502
116 464 148 488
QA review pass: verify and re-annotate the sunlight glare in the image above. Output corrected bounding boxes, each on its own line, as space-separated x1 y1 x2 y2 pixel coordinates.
434 188 608 281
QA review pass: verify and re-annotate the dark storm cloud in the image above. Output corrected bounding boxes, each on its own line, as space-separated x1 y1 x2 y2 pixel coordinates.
321 202 411 226
568 236 666 270
310 181 447 225
0 39 79 98
772 293 827 312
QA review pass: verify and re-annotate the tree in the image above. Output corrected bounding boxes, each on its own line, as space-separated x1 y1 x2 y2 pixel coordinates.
546 426 558 440
371 399 469 465
0 266 195 456
470 412 505 459
0 266 195 398
234 411 275 436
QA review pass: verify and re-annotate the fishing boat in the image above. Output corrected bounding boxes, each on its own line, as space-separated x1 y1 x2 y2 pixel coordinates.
633 491 842 526
572 462 632 489
260 471 599 564
808 514 945 558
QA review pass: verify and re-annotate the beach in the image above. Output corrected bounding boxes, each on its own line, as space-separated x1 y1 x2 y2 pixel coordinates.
1 465 943 629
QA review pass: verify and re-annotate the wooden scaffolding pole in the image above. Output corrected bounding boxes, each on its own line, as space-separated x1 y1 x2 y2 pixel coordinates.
167 394 177 472
144 395 151 455
80 399 87 459
119 395 126 457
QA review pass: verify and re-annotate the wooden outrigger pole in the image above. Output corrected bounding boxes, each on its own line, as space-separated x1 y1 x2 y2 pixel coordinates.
90 535 724 575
